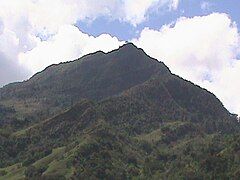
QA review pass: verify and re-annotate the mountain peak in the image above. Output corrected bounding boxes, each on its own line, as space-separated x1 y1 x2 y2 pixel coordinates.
118 42 141 52
121 42 138 48
1 40 239 179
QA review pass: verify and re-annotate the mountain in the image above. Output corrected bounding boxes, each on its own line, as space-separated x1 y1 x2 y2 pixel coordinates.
0 43 169 127
0 43 239 179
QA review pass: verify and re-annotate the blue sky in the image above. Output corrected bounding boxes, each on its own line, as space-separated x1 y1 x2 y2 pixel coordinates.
77 0 240 40
0 0 240 114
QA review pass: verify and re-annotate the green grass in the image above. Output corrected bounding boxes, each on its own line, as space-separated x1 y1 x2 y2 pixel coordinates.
0 163 25 180
11 122 40 137
34 146 74 178
135 121 186 143
12 128 28 137
33 146 66 168
0 147 67 180
136 128 162 143
1 99 40 117
43 159 72 177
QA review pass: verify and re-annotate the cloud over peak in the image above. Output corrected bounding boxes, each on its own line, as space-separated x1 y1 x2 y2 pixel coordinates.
134 13 240 115
0 0 179 87
0 1 240 116
19 25 124 73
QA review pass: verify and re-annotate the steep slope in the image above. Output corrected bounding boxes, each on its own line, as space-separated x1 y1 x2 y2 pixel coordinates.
0 43 234 132
0 43 239 179
100 74 238 134
0 71 238 167
0 89 239 179
0 43 169 124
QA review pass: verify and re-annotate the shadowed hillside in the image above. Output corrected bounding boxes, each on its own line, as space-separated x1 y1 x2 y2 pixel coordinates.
0 43 239 179
0 43 169 127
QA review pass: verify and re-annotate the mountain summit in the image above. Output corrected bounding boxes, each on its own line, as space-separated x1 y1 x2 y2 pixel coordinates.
0 43 169 119
0 43 239 179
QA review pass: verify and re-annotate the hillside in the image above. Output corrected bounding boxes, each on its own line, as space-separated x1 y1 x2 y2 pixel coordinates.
0 43 239 179
0 43 169 130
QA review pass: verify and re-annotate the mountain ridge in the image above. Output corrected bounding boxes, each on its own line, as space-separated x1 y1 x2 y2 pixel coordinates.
0 43 236 132
0 43 170 123
0 43 239 179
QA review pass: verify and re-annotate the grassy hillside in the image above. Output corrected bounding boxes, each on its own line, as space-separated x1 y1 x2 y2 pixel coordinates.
0 43 239 179
0 43 169 130
1 119 239 179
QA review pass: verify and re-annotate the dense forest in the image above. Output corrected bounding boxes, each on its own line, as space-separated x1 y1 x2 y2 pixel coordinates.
0 43 239 179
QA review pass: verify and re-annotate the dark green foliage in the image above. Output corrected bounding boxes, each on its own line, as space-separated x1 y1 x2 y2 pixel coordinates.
25 165 41 179
0 44 169 128
0 43 239 179
0 170 7 176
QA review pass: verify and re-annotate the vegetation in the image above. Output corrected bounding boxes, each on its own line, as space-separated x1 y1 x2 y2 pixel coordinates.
0 43 239 179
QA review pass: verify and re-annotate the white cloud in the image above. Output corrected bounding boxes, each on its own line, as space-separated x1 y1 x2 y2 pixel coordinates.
201 1 212 11
170 0 179 10
123 0 159 26
0 0 179 34
134 13 240 115
19 25 123 73
0 17 32 86
123 0 179 26
0 1 239 117
0 0 178 86
202 61 240 115
0 52 30 86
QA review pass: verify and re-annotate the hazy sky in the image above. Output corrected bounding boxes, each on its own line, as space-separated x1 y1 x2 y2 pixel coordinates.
0 0 239 115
